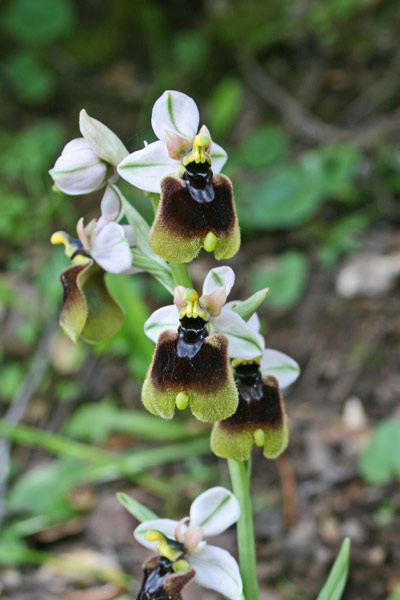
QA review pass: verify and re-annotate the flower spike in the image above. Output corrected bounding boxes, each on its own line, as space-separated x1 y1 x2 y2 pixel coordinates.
133 487 243 600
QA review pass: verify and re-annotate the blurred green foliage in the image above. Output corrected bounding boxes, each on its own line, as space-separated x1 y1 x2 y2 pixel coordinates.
359 419 400 485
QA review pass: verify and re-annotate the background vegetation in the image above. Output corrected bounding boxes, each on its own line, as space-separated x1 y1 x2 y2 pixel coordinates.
0 0 399 598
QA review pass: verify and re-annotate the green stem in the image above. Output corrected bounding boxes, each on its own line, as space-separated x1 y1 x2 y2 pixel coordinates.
170 262 193 288
228 458 260 600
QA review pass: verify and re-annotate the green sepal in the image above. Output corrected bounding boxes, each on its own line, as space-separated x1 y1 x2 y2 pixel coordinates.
59 260 124 343
230 287 270 322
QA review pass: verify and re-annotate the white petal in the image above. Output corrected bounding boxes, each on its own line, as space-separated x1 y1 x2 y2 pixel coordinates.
90 222 133 274
210 140 228 173
117 141 177 193
202 266 235 297
49 138 108 195
144 305 179 343
260 349 300 389
79 109 128 166
189 487 240 537
134 519 179 552
212 309 265 360
152 90 199 142
189 544 243 600
225 301 261 333
100 185 124 223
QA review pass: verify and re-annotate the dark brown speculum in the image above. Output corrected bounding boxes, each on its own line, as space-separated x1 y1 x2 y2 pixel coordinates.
137 555 195 600
221 362 284 430
151 318 228 395
158 169 236 240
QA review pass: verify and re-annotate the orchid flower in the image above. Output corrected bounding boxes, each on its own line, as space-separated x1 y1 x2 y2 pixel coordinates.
134 487 243 600
49 109 128 195
145 266 264 359
141 266 265 422
50 186 136 343
211 306 300 461
51 185 136 275
117 90 227 194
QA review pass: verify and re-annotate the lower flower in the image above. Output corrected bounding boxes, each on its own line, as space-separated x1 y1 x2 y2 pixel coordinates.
211 359 289 461
137 554 195 600
133 487 243 600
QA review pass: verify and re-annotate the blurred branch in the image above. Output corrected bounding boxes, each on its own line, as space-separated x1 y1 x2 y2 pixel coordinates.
237 51 400 147
0 323 55 527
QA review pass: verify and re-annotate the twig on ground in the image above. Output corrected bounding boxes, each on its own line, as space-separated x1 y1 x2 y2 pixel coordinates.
237 51 400 147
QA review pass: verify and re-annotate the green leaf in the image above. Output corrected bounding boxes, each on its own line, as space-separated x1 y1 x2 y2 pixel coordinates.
238 144 360 230
64 398 195 443
317 538 351 600
2 0 75 44
250 250 308 309
131 249 174 294
116 492 158 522
119 193 173 293
208 78 243 138
359 419 400 485
239 126 289 169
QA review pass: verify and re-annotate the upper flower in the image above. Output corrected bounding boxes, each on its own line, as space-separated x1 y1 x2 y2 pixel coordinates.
49 109 128 195
145 266 264 360
117 90 227 194
134 487 243 600
51 185 136 275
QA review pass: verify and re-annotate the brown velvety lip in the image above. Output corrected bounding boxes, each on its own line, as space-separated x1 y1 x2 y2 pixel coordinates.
157 174 236 239
150 330 230 394
220 375 284 432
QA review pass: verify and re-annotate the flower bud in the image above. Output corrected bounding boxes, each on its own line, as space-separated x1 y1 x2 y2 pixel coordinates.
49 138 111 195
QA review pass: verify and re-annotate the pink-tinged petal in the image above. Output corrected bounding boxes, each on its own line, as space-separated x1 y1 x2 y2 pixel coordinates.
100 185 124 223
189 544 243 600
117 141 177 193
76 217 89 249
198 125 212 150
134 519 180 553
200 287 227 317
210 140 228 173
79 109 128 166
173 286 187 312
49 138 109 195
202 266 235 297
152 90 199 142
260 348 300 389
121 224 135 246
212 308 265 359
189 487 240 537
90 222 133 274
144 304 179 343
164 129 192 160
